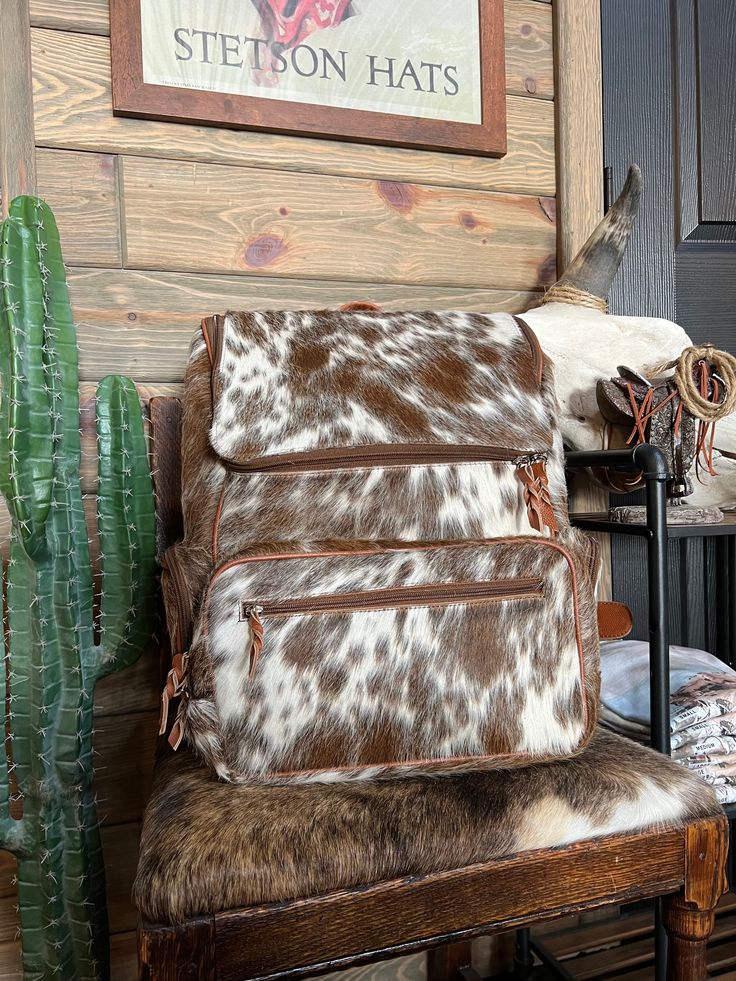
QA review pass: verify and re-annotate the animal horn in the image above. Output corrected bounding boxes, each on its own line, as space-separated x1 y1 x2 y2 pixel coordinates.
544 164 642 306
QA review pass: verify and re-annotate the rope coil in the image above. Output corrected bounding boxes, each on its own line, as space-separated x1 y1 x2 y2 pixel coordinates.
649 345 736 422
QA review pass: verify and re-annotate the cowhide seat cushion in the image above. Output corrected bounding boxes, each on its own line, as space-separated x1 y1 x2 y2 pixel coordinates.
134 728 721 925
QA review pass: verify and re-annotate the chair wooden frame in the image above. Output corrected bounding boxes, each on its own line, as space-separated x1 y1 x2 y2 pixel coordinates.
138 398 729 981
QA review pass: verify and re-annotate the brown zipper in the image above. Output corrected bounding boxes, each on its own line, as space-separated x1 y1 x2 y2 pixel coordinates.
240 577 544 678
222 444 546 474
240 577 543 622
210 313 225 375
205 313 225 409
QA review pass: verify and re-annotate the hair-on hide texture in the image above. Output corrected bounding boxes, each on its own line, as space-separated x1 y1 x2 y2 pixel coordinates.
209 311 552 464
162 310 598 783
183 534 600 783
134 727 721 925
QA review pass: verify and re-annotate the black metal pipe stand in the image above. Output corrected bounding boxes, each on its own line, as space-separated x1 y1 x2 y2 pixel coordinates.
513 930 534 979
642 449 671 981
541 445 671 981
512 447 671 980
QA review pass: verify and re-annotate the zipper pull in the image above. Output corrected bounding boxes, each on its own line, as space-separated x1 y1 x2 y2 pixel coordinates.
515 456 558 535
159 651 189 739
168 699 187 751
245 606 264 679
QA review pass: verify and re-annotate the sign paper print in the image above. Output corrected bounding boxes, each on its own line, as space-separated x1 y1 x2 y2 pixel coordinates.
111 0 507 156
141 0 481 123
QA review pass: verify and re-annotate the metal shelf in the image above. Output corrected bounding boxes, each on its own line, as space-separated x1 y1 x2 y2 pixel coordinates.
572 511 736 539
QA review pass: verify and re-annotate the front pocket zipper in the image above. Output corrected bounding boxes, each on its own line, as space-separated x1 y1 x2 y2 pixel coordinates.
218 446 557 537
239 577 544 679
222 443 546 474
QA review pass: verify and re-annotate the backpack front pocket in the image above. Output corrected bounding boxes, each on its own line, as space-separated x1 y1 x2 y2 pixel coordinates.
182 537 598 784
240 577 544 679
211 449 560 564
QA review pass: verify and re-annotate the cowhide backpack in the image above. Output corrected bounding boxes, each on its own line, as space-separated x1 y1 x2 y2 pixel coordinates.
159 308 601 784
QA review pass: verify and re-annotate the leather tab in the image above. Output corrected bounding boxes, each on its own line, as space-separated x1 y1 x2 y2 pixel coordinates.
246 607 264 680
597 601 633 640
168 700 187 751
339 302 382 312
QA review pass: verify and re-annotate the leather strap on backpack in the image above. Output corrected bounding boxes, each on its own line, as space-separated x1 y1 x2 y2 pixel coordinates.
514 315 544 388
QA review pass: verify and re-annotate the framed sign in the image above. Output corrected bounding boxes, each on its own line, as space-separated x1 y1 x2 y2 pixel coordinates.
110 0 507 157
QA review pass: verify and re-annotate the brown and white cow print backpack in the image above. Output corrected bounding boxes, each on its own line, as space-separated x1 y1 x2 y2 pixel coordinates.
159 308 601 785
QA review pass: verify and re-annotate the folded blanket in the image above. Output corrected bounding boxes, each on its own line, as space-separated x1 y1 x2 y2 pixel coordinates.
601 642 736 803
685 756 736 777
600 641 736 729
599 705 649 741
670 710 736 749
711 784 736 804
673 734 736 759
670 673 736 733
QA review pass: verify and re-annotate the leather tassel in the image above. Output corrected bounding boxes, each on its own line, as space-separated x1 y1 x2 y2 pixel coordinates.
517 461 559 535
247 606 264 680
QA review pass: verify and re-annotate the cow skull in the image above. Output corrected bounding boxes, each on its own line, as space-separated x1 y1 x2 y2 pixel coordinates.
520 166 736 508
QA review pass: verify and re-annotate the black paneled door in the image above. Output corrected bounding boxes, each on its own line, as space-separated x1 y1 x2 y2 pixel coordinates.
602 0 736 344
601 0 736 650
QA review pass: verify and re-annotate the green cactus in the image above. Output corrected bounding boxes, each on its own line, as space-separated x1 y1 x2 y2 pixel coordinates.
0 196 156 980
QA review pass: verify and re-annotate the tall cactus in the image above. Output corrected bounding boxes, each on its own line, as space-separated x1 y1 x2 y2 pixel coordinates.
0 196 156 980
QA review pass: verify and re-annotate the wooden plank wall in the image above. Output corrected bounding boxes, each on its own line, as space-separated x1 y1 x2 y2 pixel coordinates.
1 1 557 976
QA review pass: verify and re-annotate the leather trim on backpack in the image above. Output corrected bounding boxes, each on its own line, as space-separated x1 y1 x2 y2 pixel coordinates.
200 318 213 364
514 315 544 387
202 314 226 413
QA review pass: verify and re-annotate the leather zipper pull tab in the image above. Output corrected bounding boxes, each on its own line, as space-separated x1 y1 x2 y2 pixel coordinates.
168 699 187 751
246 606 264 679
516 458 558 535
159 652 189 744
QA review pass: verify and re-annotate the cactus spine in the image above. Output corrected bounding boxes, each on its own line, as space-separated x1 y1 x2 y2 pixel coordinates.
0 196 156 980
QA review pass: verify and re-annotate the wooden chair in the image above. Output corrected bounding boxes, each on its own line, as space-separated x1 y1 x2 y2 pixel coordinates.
136 398 729 981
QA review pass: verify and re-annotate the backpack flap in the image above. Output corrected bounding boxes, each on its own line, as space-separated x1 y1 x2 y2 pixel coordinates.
202 310 563 558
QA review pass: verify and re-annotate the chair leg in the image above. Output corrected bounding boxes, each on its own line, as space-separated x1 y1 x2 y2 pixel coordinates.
663 815 729 981
427 941 474 981
138 917 216 981
663 899 715 981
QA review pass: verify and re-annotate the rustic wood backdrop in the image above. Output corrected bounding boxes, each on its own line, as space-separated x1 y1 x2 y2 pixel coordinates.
0 0 560 976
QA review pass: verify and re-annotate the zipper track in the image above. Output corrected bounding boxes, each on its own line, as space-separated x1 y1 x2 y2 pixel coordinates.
222 444 546 474
240 577 544 620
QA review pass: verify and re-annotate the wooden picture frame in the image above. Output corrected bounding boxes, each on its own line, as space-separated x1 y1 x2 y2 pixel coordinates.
109 0 507 157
